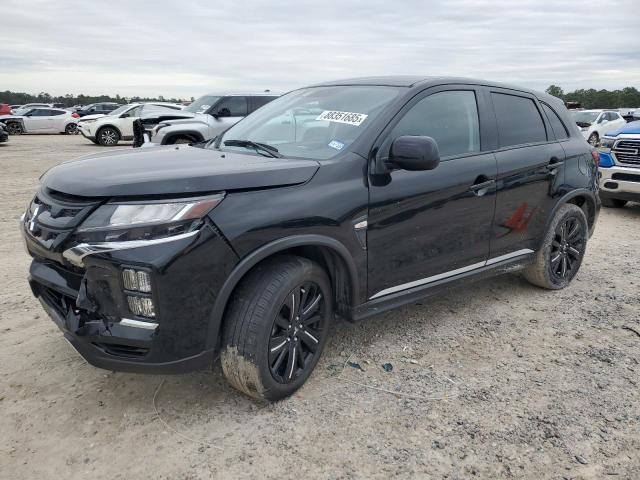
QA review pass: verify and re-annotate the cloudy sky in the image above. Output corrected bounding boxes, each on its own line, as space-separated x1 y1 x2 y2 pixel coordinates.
1 0 638 99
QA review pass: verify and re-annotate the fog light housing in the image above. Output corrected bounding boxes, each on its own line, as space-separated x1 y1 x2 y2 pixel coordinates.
122 268 155 318
127 296 155 318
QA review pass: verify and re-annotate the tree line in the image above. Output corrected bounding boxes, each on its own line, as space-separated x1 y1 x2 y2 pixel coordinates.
2 86 638 109
545 85 640 109
0 91 193 106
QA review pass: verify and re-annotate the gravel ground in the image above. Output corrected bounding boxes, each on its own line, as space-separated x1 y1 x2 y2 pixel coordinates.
1 135 639 480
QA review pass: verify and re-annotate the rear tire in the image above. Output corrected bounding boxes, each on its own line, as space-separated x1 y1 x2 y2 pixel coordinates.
601 197 627 208
65 123 77 135
523 203 588 290
221 255 332 401
96 126 120 146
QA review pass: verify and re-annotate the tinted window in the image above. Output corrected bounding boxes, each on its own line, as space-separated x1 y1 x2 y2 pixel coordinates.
49 109 65 116
542 103 568 140
390 90 480 158
32 109 51 116
216 97 248 117
492 93 546 147
251 96 278 112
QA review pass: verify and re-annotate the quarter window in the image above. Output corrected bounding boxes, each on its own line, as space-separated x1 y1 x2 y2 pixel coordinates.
492 93 547 148
541 103 569 140
390 90 480 158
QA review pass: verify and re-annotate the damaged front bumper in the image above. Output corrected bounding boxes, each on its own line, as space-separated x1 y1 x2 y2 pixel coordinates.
23 220 239 374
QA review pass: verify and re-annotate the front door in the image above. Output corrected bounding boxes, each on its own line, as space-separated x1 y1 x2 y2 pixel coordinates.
367 87 497 300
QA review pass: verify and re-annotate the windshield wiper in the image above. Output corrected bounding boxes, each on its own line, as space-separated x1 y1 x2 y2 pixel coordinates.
223 139 282 158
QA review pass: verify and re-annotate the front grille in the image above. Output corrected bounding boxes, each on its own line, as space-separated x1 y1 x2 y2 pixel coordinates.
611 172 640 183
24 189 99 251
613 140 640 167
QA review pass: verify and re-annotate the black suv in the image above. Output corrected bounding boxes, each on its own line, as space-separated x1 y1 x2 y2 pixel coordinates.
22 77 600 401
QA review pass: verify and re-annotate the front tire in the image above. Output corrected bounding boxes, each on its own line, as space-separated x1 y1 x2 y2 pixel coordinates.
587 132 599 146
601 197 627 208
221 255 332 401
5 122 23 135
96 126 120 146
523 203 588 290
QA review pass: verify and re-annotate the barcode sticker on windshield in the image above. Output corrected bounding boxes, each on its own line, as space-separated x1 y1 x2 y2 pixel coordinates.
316 110 368 126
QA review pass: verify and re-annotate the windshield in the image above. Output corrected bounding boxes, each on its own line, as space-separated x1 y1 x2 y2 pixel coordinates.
108 105 134 116
571 111 600 124
212 86 402 160
13 107 31 116
185 96 220 114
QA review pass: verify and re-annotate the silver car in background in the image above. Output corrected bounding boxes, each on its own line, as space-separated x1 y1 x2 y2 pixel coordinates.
145 93 279 145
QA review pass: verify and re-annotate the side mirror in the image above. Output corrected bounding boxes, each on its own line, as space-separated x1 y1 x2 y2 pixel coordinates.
386 136 440 171
120 113 130 118
217 108 231 118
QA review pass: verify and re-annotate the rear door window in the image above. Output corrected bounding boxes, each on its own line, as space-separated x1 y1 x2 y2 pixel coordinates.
491 93 547 148
390 90 480 158
541 103 569 140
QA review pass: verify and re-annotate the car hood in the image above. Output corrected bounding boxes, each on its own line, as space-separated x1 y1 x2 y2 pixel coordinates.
40 145 319 197
156 112 208 126
0 114 25 120
78 114 106 121
603 120 640 137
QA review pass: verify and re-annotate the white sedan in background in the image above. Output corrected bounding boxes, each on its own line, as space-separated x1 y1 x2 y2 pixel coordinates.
0 107 79 135
571 109 627 146
77 102 183 146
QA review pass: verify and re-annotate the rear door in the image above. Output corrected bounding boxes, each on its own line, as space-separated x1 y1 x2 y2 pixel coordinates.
249 96 278 113
48 109 68 132
367 86 498 300
488 88 566 259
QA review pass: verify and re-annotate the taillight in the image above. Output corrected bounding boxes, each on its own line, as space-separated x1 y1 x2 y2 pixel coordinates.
591 150 600 167
71 113 80 118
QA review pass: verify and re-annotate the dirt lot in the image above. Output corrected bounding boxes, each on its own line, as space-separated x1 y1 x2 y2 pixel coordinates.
1 135 639 479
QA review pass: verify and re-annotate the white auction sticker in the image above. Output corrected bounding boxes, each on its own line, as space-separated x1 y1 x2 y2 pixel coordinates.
316 110 368 126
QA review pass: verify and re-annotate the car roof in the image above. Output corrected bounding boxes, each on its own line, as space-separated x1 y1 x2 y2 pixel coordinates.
202 92 280 97
308 76 557 99
577 109 603 113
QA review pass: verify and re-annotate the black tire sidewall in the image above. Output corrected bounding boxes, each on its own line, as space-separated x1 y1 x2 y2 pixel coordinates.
262 261 332 400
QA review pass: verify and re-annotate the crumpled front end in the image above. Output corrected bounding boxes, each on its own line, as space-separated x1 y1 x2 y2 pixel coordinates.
22 188 238 373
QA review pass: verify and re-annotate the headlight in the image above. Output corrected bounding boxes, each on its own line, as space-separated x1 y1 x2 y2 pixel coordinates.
599 137 616 149
74 193 224 242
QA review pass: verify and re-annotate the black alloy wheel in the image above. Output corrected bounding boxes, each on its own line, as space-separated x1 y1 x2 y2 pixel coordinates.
523 203 588 290
268 282 326 383
6 122 23 135
549 216 585 282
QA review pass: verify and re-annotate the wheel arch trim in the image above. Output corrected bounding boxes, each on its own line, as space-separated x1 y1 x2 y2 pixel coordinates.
163 130 205 145
544 189 598 243
206 234 359 349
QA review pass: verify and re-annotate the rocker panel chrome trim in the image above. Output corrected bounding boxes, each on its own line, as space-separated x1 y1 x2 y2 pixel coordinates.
369 248 534 300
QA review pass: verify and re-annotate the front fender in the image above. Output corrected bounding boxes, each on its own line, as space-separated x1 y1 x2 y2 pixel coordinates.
205 234 359 350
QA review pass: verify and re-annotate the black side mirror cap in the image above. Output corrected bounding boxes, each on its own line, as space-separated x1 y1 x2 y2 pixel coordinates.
386 135 440 171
